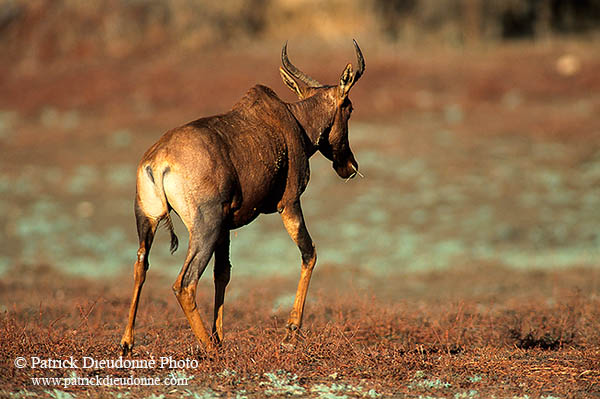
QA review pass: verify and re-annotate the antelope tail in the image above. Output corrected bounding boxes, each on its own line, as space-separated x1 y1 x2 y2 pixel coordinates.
163 211 179 254
145 165 179 254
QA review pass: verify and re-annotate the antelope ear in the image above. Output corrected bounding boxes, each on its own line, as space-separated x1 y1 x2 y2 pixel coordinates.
338 63 355 98
279 67 305 99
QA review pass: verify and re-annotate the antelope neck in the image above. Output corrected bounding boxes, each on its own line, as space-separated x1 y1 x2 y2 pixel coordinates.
287 94 335 155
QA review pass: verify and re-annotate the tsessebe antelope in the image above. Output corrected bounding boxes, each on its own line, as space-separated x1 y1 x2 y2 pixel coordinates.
120 40 365 355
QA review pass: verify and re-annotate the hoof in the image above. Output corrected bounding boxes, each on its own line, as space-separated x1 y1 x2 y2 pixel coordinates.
210 333 223 347
120 340 133 356
190 344 217 361
280 323 302 350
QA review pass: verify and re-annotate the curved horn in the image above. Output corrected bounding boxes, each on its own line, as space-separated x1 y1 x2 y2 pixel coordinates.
281 41 322 88
352 39 365 83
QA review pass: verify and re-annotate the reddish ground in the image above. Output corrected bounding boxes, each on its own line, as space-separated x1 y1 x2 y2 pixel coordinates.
1 264 599 397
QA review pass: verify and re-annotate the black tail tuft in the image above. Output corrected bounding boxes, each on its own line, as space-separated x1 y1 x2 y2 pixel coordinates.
169 232 179 254
162 213 179 254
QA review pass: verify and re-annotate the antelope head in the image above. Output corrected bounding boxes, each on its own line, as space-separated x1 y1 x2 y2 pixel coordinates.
280 40 365 179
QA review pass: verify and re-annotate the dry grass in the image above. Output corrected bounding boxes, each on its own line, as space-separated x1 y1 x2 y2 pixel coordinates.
1 264 599 397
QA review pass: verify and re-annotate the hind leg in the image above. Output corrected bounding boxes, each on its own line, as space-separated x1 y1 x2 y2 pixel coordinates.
212 231 231 344
172 205 222 351
120 203 158 355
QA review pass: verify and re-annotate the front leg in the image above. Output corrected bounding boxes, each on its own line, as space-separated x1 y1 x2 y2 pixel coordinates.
280 201 317 344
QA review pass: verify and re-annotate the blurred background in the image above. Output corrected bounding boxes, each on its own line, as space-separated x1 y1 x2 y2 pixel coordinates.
1 0 600 284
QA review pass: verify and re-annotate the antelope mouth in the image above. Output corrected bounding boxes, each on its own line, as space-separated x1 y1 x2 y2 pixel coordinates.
334 159 361 180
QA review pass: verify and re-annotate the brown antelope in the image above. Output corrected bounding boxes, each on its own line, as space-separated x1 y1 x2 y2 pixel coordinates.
120 40 365 355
